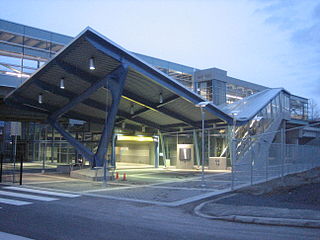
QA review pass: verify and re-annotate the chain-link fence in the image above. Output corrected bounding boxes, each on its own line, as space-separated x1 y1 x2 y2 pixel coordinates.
231 124 320 189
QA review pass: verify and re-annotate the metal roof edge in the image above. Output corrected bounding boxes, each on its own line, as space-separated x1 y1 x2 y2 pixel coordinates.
224 88 285 125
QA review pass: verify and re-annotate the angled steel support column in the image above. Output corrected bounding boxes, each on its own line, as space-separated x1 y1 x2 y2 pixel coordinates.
48 65 126 166
48 119 94 163
94 64 128 167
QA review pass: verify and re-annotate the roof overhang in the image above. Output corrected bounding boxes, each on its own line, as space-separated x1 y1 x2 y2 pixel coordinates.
221 88 290 126
4 27 234 132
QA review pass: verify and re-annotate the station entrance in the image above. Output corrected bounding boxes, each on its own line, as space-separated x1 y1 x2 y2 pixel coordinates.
0 120 231 185
0 121 161 181
115 135 158 168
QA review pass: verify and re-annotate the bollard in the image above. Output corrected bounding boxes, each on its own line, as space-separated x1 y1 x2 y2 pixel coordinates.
19 154 23 185
115 172 119 180
122 173 127 181
0 154 3 183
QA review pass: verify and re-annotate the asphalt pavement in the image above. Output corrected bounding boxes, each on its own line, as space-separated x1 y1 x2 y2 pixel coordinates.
0 184 319 240
0 166 320 239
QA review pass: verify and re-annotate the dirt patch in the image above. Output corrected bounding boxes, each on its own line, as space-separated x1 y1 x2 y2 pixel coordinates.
238 167 320 196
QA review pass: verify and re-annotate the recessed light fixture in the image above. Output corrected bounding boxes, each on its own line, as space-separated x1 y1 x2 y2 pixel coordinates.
159 92 163 104
60 77 65 89
38 93 43 104
89 57 95 70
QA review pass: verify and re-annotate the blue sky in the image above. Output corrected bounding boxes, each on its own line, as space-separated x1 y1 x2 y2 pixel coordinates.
1 0 320 106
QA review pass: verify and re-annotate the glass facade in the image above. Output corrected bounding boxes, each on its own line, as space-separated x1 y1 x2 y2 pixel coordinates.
290 95 308 120
226 83 257 104
196 80 212 101
0 19 70 84
155 66 193 90
133 52 195 91
161 128 229 168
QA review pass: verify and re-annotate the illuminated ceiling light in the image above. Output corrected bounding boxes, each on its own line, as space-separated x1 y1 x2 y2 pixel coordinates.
89 57 95 70
38 94 43 104
130 104 134 115
60 77 65 89
226 94 243 100
159 92 163 104
5 71 30 78
231 110 239 117
195 101 210 108
117 135 154 142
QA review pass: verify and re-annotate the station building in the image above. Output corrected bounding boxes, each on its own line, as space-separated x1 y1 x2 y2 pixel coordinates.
0 19 318 178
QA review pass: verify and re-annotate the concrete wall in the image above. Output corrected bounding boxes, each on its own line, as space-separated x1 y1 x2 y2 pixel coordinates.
115 142 154 165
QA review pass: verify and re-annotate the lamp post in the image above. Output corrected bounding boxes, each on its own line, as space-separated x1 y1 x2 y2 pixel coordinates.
195 101 210 187
230 111 239 190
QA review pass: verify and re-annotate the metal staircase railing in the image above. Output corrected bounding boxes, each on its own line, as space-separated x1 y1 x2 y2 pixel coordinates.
231 91 290 188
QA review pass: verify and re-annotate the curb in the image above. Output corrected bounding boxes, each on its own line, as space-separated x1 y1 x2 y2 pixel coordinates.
194 200 320 229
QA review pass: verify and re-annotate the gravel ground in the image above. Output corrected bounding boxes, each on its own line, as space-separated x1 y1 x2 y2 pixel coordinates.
212 167 320 210
215 182 320 210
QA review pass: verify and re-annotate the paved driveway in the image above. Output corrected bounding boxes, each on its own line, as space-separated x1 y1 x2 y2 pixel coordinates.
3 168 232 206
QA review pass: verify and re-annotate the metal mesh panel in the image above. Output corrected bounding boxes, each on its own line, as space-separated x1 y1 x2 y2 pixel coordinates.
232 135 320 189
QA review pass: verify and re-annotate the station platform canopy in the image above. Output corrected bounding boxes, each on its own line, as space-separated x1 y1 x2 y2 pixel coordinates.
4 27 234 132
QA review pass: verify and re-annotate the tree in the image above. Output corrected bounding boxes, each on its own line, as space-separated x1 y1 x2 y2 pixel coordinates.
309 99 320 120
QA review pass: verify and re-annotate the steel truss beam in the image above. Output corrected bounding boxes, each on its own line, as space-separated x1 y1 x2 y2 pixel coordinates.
9 95 157 134
121 90 199 128
130 95 180 118
55 59 100 84
162 119 224 129
11 95 106 124
34 80 108 112
48 65 123 120
85 33 233 125
35 57 185 130
32 60 167 130
11 89 164 131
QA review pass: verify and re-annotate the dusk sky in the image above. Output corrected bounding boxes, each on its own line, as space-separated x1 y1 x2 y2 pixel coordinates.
1 0 320 106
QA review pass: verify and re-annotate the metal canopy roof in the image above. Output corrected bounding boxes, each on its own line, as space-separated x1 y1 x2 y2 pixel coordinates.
221 88 287 123
4 27 233 131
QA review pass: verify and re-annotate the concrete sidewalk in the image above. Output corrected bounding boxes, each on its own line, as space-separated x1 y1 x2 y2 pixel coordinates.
195 181 320 228
2 169 233 206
